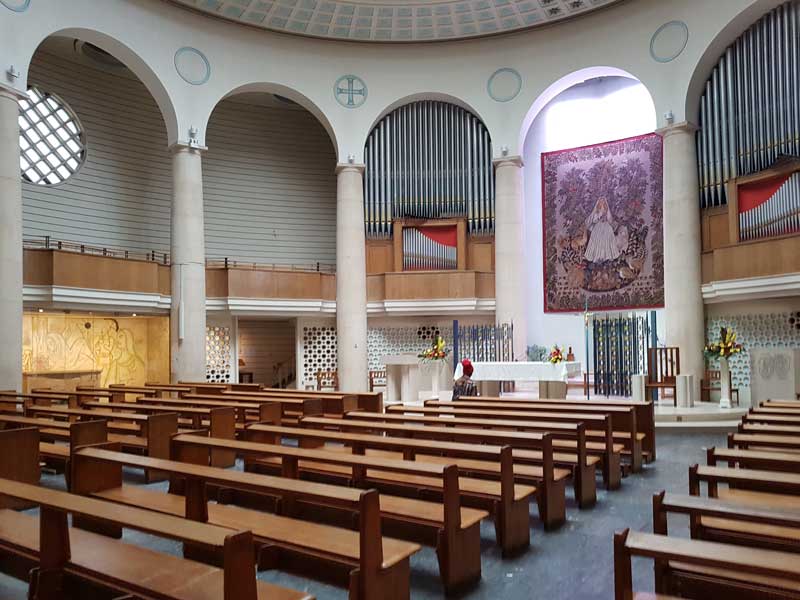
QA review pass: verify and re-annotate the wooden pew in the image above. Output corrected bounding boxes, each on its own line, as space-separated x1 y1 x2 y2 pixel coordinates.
171 432 531 556
250 388 384 413
614 528 800 600
739 422 800 437
21 406 178 482
223 389 359 416
745 411 800 426
77 384 159 403
349 411 622 489
248 422 569 528
689 463 800 503
134 395 281 425
145 382 195 396
654 490 800 553
729 432 800 453
183 393 322 423
418 401 644 471
466 396 656 461
70 446 421 599
707 445 800 473
300 415 598 508
78 402 237 467
0 476 308 600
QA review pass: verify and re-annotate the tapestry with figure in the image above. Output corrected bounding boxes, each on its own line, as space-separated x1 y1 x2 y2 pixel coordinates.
542 133 664 312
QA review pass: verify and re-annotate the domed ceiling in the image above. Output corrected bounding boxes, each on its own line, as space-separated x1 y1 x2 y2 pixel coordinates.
167 0 623 42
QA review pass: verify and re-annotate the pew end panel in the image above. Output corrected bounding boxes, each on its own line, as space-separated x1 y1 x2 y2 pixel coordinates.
145 412 179 483
69 440 125 538
0 428 40 510
209 407 236 468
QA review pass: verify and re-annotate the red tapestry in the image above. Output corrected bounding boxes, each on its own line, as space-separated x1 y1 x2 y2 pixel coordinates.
542 133 664 313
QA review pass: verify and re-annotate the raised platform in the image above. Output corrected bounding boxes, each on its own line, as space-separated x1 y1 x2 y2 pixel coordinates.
654 402 747 432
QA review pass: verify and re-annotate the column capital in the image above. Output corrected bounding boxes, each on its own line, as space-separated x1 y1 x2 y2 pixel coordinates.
656 121 699 138
0 82 27 102
493 155 524 169
335 162 365 175
168 141 208 154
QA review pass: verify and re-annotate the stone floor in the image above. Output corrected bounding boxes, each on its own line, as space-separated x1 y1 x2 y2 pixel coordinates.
0 431 727 600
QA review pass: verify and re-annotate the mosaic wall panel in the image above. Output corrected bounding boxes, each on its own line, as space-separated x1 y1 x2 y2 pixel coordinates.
367 325 453 371
302 325 338 386
22 313 169 387
706 312 800 388
301 324 456 385
206 326 232 383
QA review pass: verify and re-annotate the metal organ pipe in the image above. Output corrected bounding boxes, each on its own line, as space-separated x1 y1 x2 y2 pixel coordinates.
698 0 800 214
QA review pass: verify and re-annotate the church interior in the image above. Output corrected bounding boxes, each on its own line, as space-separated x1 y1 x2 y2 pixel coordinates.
1 0 800 598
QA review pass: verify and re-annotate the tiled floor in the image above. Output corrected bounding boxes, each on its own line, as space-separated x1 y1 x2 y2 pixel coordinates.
0 431 727 599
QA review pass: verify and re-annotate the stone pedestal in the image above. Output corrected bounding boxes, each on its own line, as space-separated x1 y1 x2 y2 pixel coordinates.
0 88 24 391
170 146 207 382
494 156 527 360
631 374 646 403
336 164 368 392
676 374 695 408
659 122 705 402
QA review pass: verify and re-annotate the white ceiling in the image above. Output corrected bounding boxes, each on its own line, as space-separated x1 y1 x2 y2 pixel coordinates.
166 0 624 43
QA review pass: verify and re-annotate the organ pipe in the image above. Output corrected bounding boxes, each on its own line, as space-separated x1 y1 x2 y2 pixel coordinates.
363 100 495 237
697 0 800 208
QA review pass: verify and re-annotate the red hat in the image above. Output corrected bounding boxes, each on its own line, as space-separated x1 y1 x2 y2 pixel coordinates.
461 358 474 377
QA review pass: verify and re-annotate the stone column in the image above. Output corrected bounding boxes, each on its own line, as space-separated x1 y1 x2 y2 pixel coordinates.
0 88 23 391
660 122 705 398
335 163 368 391
170 145 207 382
494 156 528 360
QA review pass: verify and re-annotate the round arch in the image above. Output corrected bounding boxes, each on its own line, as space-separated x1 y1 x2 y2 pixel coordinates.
364 92 491 146
26 27 179 146
683 0 785 124
518 65 656 150
203 82 338 160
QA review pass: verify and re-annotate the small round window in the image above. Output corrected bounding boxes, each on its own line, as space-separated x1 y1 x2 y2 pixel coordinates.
18 86 86 185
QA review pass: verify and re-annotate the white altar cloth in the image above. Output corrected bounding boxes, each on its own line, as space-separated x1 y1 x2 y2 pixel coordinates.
453 361 581 383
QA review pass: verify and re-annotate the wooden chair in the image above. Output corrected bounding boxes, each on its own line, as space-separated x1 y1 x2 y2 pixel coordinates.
701 369 740 405
645 347 680 406
369 370 387 392
316 370 339 391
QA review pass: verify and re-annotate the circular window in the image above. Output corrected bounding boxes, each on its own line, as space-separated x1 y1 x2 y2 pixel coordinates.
18 86 87 185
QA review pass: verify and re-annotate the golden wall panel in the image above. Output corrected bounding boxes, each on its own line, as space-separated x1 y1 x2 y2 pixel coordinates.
22 313 169 388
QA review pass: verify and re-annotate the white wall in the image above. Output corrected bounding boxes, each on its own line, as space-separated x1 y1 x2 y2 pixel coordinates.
522 76 660 368
23 49 172 254
203 98 337 265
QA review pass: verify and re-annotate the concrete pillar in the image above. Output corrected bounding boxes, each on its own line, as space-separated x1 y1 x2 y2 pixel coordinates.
170 146 207 382
335 163 368 391
494 156 528 360
0 88 23 391
659 122 704 398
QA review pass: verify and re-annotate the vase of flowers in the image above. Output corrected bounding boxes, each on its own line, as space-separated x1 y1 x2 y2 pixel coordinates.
418 336 450 397
704 327 743 409
548 345 565 364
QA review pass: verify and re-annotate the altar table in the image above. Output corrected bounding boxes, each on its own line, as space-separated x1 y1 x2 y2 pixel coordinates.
453 361 581 382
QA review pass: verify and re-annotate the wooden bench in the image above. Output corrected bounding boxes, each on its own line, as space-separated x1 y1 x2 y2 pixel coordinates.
0 476 306 600
134 395 281 425
739 422 800 437
70 445 421 599
707 445 800 473
467 396 656 462
223 390 359 416
255 388 384 414
614 528 800 600
654 490 800 553
300 415 598 508
184 393 322 423
171 432 529 556
689 463 800 500
248 422 569 528
360 410 622 488
745 411 800 426
418 401 644 471
729 432 800 454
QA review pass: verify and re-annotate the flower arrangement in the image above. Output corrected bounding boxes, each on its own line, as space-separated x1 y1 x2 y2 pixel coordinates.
418 335 450 362
548 345 565 364
704 327 744 359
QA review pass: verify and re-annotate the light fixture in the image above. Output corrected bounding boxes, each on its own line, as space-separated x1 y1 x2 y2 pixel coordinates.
664 110 674 125
37 308 44 313
132 313 137 317
188 126 200 149
6 65 19 82
501 145 509 157
347 154 355 164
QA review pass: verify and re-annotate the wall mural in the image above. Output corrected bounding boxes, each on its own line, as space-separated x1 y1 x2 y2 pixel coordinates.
706 312 800 389
22 313 169 387
542 133 664 312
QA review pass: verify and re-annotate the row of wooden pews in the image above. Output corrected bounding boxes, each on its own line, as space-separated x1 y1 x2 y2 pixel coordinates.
614 397 800 599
